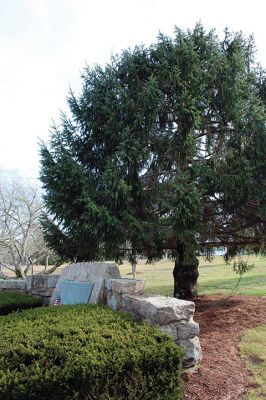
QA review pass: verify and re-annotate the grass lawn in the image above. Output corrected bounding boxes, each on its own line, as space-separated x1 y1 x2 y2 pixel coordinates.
240 324 266 399
119 255 266 399
119 255 266 297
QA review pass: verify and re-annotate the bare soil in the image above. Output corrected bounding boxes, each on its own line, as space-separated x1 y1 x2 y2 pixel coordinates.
183 295 266 400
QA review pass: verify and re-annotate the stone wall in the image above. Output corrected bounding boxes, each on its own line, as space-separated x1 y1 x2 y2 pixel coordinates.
0 279 27 291
0 263 202 368
107 278 202 368
0 275 60 305
26 274 60 304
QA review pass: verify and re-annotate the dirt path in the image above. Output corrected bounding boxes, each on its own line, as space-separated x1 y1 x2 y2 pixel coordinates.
183 295 266 400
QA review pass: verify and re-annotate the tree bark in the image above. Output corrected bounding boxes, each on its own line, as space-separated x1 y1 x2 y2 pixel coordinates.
43 261 64 274
173 243 199 300
14 264 23 279
45 255 49 271
131 263 137 279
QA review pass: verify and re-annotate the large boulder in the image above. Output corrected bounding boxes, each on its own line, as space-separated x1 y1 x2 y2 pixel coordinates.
177 337 202 368
50 262 121 305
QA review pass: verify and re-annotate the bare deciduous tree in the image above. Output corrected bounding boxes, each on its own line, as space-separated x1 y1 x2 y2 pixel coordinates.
0 180 49 278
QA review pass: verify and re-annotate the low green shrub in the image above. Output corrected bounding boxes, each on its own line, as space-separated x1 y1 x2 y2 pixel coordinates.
0 305 184 400
0 291 43 315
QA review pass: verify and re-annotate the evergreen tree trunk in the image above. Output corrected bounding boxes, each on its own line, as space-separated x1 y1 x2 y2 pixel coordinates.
173 243 199 300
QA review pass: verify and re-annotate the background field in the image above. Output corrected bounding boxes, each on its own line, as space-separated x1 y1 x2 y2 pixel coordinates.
2 255 265 297
119 256 266 297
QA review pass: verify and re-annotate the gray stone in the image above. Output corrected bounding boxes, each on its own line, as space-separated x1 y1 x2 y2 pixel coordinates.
177 319 199 339
14 279 27 290
89 280 105 304
31 288 54 297
50 262 121 305
31 274 46 286
0 279 6 289
159 324 179 339
57 262 120 283
107 278 145 294
108 292 123 310
26 276 32 291
25 274 59 303
122 294 195 325
177 337 202 368
159 319 199 340
0 279 26 290
121 293 145 316
107 279 145 311
0 279 7 289
47 275 60 288
120 294 201 368
26 274 47 291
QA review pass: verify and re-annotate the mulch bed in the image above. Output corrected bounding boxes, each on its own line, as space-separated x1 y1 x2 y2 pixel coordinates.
183 295 266 400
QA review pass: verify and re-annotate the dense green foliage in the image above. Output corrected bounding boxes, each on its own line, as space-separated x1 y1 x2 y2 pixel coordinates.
0 291 43 315
40 24 266 298
0 305 183 400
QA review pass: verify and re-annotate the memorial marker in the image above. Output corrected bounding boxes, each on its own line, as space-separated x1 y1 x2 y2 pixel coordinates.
60 280 94 305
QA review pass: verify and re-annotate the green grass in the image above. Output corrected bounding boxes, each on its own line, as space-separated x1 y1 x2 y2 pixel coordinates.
240 325 266 399
119 255 266 297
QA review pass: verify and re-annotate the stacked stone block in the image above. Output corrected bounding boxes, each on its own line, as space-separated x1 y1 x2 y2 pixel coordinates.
26 274 60 304
0 279 27 291
0 263 202 368
107 278 202 368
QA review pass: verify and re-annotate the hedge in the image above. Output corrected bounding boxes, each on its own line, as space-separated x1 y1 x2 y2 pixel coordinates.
0 291 43 315
0 305 184 400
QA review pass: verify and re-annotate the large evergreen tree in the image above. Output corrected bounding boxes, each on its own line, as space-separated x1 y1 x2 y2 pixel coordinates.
40 25 266 299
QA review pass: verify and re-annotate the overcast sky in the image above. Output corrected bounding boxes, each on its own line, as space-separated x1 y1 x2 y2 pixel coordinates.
1 0 265 179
